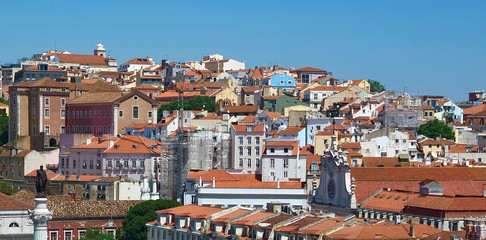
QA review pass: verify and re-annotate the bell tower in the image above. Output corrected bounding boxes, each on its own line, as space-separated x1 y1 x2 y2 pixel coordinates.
94 41 106 57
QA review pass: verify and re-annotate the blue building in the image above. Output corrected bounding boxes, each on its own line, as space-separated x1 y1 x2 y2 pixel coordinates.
262 73 295 90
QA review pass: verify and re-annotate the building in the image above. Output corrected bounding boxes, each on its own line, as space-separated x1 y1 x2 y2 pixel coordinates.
49 42 117 73
261 140 306 182
13 64 67 84
118 57 155 72
65 90 158 136
230 124 265 173
261 94 308 114
0 148 46 186
261 73 296 90
290 67 328 85
302 85 347 111
0 193 34 240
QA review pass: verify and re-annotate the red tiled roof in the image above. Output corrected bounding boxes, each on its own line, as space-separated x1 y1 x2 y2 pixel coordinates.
242 86 261 92
324 124 348 130
157 205 224 218
232 124 265 133
0 192 34 210
232 212 275 225
187 170 240 182
277 126 304 135
290 67 327 73
240 115 256 123
224 105 259 113
57 54 108 66
306 86 346 92
120 57 153 66
362 189 420 212
104 135 161 154
24 65 62 71
341 142 361 150
264 111 283 119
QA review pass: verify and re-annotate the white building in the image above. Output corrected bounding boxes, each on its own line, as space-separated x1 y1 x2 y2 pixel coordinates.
0 193 34 240
362 128 411 158
261 140 306 182
306 117 346 146
230 124 265 173
302 86 346 111
118 57 155 72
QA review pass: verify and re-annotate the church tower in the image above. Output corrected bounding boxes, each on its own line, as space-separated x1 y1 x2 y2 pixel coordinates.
94 42 106 57
313 135 357 209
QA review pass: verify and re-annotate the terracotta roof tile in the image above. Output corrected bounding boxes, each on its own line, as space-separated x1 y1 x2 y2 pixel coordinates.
290 67 327 73
277 126 304 135
57 54 108 66
232 124 265 133
0 192 34 210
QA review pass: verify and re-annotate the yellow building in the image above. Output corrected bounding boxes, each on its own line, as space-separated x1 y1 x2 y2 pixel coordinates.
314 130 352 156
210 87 239 105
419 138 443 158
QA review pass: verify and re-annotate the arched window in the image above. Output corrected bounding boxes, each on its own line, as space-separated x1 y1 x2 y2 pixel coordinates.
9 222 19 227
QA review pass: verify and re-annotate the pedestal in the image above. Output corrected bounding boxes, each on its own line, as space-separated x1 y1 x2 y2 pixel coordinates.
29 198 53 240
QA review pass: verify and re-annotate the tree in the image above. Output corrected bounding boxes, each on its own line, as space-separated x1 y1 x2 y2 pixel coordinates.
118 199 181 240
0 181 13 195
368 79 386 93
0 115 8 145
0 97 8 105
418 119 455 141
79 228 115 240
157 96 216 121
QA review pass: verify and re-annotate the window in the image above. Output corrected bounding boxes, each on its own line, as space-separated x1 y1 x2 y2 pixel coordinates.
256 147 260 155
284 171 288 177
44 126 50 134
256 158 260 168
140 160 144 169
256 137 260 145
239 158 243 167
247 147 251 156
115 160 120 169
78 230 86 238
61 109 66 119
283 159 289 168
247 137 251 145
270 148 275 153
395 139 399 144
284 148 288 153
73 159 77 168
119 110 124 118
9 222 19 227
247 158 251 168
82 160 87 169
45 109 50 119
132 160 137 169
270 159 275 168
107 160 112 169
45 97 50 107
124 160 129 169
133 106 139 118
148 111 153 118
89 160 94 169
50 231 58 240
239 147 243 156
301 74 309 84
61 98 66 107
239 137 243 145
64 230 72 240
313 93 318 100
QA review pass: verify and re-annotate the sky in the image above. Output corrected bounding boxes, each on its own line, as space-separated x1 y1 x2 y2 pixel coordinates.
1 0 485 101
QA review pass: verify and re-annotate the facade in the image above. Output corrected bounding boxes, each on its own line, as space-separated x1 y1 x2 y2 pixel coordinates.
261 73 295 90
66 91 158 136
118 57 154 72
290 67 328 85
230 124 265 173
203 58 245 73
13 64 67 84
0 148 46 184
0 193 34 240
302 86 346 111
261 140 306 182
261 94 308 114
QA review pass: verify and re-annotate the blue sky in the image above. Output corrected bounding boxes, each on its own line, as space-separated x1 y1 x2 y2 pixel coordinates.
1 0 485 101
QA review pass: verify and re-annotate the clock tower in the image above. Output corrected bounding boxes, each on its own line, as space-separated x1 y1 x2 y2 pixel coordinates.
313 135 357 209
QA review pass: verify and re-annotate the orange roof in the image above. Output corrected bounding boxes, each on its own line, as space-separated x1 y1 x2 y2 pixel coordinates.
157 205 224 218
240 115 256 123
264 111 283 119
290 67 327 72
250 69 264 79
341 142 361 149
406 195 486 211
232 211 275 225
363 157 406 167
296 219 340 235
232 124 265 133
306 85 346 92
57 54 108 66
71 137 118 149
104 135 161 154
463 103 486 115
324 124 348 130
224 105 259 113
242 86 261 92
306 154 321 169
0 192 34 210
120 57 153 66
261 95 281 100
277 126 304 135
362 189 420 212
24 65 62 71
212 209 251 223
187 170 240 182
327 223 441 239
346 148 363 158
134 84 159 90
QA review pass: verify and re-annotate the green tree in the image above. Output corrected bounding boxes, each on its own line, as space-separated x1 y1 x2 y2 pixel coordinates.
368 79 386 92
118 199 181 240
418 119 455 141
157 96 216 121
0 97 8 105
0 115 8 145
79 228 115 240
0 181 13 195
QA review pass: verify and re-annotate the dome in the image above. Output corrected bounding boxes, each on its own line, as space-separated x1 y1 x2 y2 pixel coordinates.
95 41 105 51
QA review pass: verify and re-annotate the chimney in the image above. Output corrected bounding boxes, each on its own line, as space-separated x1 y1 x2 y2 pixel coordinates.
108 141 114 149
86 138 92 145
162 59 168 68
409 225 415 238
212 177 215 188
199 176 203 186
277 179 280 189
76 175 80 181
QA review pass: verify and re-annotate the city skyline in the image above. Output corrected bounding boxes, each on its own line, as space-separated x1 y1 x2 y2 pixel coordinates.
1 0 485 100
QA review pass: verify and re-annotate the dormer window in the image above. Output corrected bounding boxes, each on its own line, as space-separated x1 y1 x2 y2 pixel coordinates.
246 125 254 131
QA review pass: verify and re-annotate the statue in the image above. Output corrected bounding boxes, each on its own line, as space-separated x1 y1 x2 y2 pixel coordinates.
35 165 47 197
